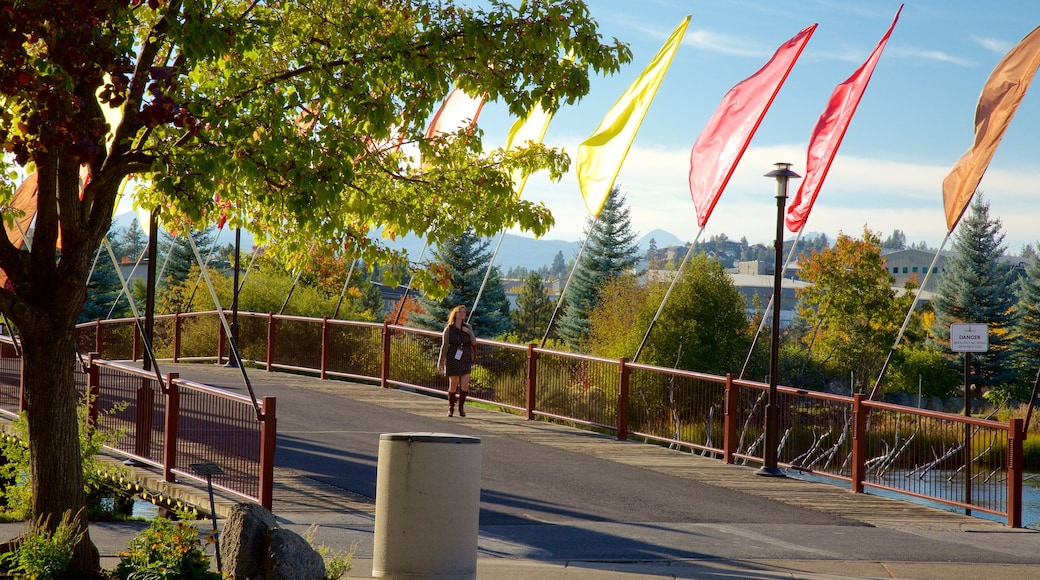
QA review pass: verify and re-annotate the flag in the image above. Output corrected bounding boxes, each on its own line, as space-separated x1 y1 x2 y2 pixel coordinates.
505 103 553 195
942 24 1040 231
577 15 690 217
689 24 816 228
786 7 900 233
425 86 485 139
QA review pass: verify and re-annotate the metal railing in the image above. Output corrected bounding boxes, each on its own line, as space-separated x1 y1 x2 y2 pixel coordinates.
73 311 1024 527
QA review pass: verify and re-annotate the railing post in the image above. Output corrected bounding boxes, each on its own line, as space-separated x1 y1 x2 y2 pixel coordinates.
163 374 180 483
173 312 182 363
320 317 330 380
525 344 537 420
87 353 100 429
95 319 103 356
218 317 226 365
135 378 155 459
723 374 737 464
617 358 629 441
851 394 866 494
1008 418 1024 528
18 357 26 412
380 322 391 388
267 312 276 372
132 323 141 362
258 396 277 511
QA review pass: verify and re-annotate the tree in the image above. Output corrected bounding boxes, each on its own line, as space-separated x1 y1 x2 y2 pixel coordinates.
0 2 629 574
556 186 640 349
157 226 217 291
882 229 907 250
511 273 555 344
1011 243 1040 400
118 219 147 263
797 228 915 394
549 250 567 279
411 230 512 339
931 196 1018 401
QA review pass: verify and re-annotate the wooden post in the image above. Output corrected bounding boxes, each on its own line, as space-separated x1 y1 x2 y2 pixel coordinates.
526 344 538 420
1007 418 1024 528
266 313 276 371
723 374 737 464
851 394 866 494
163 374 180 483
258 397 277 511
135 380 155 459
617 358 629 441
380 322 391 388
320 317 330 380
173 312 182 363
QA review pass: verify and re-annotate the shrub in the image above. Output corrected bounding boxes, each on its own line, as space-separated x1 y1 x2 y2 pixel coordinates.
114 518 220 580
0 509 87 580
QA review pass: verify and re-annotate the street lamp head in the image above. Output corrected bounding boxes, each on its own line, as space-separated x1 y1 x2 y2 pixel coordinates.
764 162 801 201
763 162 801 180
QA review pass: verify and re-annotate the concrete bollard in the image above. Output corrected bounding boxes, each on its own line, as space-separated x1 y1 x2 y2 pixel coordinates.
372 432 482 580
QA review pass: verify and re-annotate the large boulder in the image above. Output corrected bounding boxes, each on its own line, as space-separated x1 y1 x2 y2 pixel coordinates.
220 502 326 580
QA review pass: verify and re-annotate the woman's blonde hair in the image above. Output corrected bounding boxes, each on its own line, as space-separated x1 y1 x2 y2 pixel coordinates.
447 305 467 326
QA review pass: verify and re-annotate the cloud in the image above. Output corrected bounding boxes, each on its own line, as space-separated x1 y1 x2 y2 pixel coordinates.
971 35 1012 54
890 46 975 67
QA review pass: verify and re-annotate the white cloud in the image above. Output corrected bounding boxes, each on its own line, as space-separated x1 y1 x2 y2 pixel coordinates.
971 35 1012 55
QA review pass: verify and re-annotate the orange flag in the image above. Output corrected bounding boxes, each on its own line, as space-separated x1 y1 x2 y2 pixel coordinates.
942 24 1040 232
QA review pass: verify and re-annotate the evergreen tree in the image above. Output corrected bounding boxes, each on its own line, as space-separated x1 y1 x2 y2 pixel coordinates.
549 250 567 279
511 273 555 343
156 226 218 290
118 218 147 262
556 186 640 349
931 195 1018 400
1012 248 1040 400
80 250 129 323
411 229 512 338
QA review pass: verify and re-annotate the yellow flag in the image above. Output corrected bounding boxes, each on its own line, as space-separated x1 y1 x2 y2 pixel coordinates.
576 15 690 217
505 103 553 195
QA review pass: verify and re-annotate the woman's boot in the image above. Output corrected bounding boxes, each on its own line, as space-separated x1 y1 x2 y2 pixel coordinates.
458 391 467 417
447 391 457 417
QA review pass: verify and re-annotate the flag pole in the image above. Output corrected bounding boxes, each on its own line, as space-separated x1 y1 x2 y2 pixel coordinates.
632 226 705 363
739 228 805 379
392 241 428 326
868 232 951 399
540 215 598 348
332 256 359 320
468 230 506 323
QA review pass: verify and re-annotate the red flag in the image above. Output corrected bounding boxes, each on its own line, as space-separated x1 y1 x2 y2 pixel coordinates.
943 24 1040 232
425 86 485 139
786 6 901 233
689 24 816 228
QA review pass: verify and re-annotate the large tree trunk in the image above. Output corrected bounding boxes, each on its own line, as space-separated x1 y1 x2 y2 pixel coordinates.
22 321 102 577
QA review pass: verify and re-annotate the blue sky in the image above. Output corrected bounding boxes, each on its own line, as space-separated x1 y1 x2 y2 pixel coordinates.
473 1 1040 253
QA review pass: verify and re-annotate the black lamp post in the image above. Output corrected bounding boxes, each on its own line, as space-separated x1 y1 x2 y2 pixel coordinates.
225 226 241 368
756 162 800 477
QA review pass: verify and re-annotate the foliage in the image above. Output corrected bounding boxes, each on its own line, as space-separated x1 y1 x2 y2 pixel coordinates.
0 509 87 580
1012 244 1040 396
586 273 649 360
304 525 355 580
411 229 513 339
887 347 961 398
114 518 220 580
157 227 219 291
796 228 915 394
510 273 556 343
931 195 1019 398
557 186 641 349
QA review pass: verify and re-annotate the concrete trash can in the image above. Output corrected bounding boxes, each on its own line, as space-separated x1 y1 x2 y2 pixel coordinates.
372 432 482 580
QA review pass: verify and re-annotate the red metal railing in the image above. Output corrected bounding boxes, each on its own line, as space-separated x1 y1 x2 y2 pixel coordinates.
69 312 1024 527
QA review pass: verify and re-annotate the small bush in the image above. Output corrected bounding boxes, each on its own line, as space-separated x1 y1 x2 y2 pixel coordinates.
304 525 354 580
0 509 87 580
114 518 220 580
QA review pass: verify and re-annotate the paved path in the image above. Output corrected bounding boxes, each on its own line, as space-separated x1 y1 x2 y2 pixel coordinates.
5 362 1040 579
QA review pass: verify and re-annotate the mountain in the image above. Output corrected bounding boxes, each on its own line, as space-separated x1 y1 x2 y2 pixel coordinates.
108 212 689 272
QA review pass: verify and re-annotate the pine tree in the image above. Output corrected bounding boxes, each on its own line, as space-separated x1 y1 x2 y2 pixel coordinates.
411 229 512 338
156 226 218 290
556 186 640 349
931 195 1019 399
511 273 555 343
1012 249 1040 399
118 218 147 262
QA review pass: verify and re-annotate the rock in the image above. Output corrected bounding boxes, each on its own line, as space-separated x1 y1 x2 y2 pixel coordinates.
220 502 325 580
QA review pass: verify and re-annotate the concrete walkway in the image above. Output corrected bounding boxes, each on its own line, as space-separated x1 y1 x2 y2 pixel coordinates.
4 362 1039 579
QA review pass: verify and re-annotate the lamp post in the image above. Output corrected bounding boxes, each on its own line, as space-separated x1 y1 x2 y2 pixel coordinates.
756 162 800 477
225 226 241 368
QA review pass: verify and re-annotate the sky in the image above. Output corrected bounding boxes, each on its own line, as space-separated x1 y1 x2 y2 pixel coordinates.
471 0 1040 254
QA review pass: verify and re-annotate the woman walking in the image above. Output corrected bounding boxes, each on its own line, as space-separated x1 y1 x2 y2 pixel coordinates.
437 305 477 417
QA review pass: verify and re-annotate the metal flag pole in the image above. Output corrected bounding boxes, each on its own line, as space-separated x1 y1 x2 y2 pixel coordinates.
739 228 805 379
867 232 951 400
539 214 599 348
468 230 506 323
632 225 705 363
332 256 359 320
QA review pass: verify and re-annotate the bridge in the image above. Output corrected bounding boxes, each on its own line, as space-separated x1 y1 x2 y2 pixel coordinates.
0 310 1036 577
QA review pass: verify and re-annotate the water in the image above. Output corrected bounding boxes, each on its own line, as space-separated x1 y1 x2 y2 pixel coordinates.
131 498 160 520
791 471 1040 528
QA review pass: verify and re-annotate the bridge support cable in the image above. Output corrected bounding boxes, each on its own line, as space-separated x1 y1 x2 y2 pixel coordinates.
738 228 806 379
539 214 599 348
391 241 429 326
868 232 951 401
181 228 231 313
468 229 506 324
332 256 358 320
184 234 263 419
102 238 165 388
632 225 706 363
